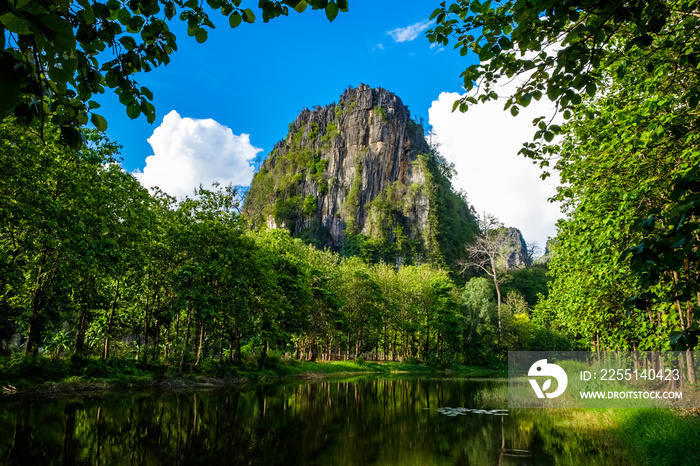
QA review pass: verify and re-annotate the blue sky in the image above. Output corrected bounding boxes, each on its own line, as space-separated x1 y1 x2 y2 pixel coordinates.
96 0 562 249
100 1 466 172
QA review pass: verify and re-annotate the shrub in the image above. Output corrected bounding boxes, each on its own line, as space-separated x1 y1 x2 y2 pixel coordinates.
402 356 421 365
302 195 317 216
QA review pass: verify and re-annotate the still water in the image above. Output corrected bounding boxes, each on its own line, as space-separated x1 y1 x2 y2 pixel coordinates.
0 377 626 465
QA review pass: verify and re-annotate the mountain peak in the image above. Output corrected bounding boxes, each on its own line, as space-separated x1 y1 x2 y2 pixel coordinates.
244 85 477 269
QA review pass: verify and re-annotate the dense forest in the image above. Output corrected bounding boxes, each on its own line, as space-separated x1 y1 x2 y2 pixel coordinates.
0 117 562 371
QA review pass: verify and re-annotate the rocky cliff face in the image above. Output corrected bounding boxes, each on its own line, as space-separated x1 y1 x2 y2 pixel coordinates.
244 84 478 266
498 228 531 270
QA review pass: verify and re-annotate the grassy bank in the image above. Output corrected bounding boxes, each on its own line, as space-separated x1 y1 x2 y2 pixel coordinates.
0 354 499 394
475 383 700 466
529 407 700 466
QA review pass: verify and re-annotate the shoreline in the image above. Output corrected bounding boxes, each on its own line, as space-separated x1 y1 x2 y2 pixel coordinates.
0 359 501 398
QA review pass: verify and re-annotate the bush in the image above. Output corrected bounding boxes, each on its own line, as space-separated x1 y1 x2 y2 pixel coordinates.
528 327 574 351
402 356 421 365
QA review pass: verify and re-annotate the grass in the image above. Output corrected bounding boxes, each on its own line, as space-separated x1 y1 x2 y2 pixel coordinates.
472 374 700 466
506 406 700 466
614 408 700 465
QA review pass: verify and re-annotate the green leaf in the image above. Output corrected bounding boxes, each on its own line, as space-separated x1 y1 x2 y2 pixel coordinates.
118 8 131 26
229 12 242 28
670 331 684 345
293 0 308 13
60 125 83 149
119 36 137 50
91 113 108 131
325 2 338 21
242 9 255 23
39 13 76 52
0 13 32 35
127 102 140 119
164 1 176 20
586 82 597 97
128 16 145 33
195 28 208 43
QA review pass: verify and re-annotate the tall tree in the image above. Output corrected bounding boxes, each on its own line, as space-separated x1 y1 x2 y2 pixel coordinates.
430 1 700 350
458 213 509 346
0 118 152 356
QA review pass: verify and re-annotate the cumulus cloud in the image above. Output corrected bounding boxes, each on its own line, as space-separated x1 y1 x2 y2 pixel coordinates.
387 20 432 43
428 82 563 249
133 111 262 199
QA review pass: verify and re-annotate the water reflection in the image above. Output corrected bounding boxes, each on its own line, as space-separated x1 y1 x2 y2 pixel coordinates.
0 378 627 465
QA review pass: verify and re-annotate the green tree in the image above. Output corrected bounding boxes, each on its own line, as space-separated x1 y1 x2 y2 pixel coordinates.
295 246 344 361
338 256 382 360
458 213 509 347
460 277 497 363
0 118 152 356
251 229 312 368
0 0 348 145
430 1 700 352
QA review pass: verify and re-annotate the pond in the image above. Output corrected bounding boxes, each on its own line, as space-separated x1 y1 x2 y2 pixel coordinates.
0 377 627 465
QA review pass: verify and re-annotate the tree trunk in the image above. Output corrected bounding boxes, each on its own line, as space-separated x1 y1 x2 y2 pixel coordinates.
195 323 204 367
492 257 502 350
687 349 697 385
235 333 242 365
103 277 120 360
25 266 43 356
425 320 430 357
143 287 150 364
74 311 87 355
179 301 192 373
153 321 160 362
258 340 268 369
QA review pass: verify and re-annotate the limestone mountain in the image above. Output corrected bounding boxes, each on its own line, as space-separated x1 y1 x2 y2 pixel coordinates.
243 84 479 269
497 227 531 270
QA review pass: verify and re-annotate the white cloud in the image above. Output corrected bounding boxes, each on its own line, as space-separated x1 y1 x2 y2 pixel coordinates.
133 111 262 199
387 20 432 43
428 83 563 249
